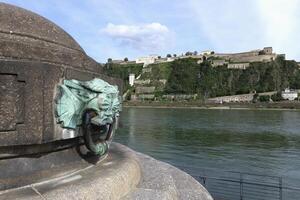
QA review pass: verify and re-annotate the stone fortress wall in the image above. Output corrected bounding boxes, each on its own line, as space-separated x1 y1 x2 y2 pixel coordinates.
230 54 277 63
117 47 279 71
228 63 250 69
211 47 278 69
208 94 254 103
135 86 155 94
208 91 277 103
214 47 272 58
203 47 282 69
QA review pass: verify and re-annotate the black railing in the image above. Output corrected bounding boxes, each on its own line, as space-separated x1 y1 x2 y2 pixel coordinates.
174 165 300 200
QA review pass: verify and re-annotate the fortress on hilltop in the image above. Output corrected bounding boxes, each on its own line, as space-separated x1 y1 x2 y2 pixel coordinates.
130 47 283 70
119 47 288 101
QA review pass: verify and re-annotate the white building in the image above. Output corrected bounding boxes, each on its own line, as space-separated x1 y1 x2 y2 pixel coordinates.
167 57 175 62
281 88 298 100
201 50 214 56
135 55 158 64
129 73 135 86
227 63 250 70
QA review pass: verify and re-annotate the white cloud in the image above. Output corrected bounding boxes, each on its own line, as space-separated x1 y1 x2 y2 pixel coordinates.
187 0 264 53
101 23 174 51
256 0 300 59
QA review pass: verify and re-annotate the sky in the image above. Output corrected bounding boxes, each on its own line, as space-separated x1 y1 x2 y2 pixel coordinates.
2 0 300 63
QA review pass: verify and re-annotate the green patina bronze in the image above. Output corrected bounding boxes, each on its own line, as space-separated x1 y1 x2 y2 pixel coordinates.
55 78 121 155
56 78 121 128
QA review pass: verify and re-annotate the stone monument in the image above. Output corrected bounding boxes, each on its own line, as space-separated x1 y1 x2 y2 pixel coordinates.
0 2 122 190
0 2 122 152
0 3 213 199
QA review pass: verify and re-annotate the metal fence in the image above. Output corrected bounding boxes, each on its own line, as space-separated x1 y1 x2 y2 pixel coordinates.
175 165 300 200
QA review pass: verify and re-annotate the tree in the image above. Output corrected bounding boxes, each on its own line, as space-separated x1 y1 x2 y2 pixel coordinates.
259 95 270 102
173 54 177 57
185 51 192 56
165 58 199 94
252 93 259 103
271 92 283 101
107 58 112 63
158 56 161 59
193 51 198 55
124 57 128 62
166 54 172 58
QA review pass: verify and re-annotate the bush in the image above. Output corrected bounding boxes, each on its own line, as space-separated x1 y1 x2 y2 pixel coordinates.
252 93 259 103
271 92 283 101
154 90 163 98
259 95 270 102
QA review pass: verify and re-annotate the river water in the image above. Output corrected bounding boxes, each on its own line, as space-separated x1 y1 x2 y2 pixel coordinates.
114 107 300 185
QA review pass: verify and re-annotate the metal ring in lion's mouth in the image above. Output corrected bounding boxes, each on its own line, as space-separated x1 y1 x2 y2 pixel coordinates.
82 110 115 156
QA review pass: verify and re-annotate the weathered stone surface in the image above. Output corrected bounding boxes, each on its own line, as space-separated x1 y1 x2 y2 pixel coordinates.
0 143 212 200
0 75 18 131
135 86 155 94
125 150 213 200
0 143 141 200
0 3 82 51
0 61 44 145
0 3 101 71
0 3 123 146
122 188 174 200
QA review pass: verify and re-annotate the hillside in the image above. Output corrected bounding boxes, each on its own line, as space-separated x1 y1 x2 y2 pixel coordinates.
103 62 143 91
103 56 300 101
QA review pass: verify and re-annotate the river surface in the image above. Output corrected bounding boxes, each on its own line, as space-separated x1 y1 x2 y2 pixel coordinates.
114 107 300 185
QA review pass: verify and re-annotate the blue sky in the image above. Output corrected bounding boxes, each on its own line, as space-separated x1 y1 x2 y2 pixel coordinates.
3 0 300 63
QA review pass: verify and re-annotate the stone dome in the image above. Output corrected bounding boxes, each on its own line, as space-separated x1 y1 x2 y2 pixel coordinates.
0 2 99 71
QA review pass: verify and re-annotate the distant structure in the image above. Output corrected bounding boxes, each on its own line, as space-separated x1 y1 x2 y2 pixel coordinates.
136 55 158 64
111 59 123 64
281 88 298 100
227 63 250 70
129 73 135 86
200 50 214 56
208 93 254 103
132 47 280 70
211 59 228 67
210 47 278 69
135 54 178 65
208 91 277 103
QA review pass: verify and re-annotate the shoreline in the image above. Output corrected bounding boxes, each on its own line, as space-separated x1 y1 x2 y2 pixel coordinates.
123 102 300 111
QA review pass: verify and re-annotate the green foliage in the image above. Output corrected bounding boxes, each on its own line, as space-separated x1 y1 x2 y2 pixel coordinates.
164 57 300 98
154 90 163 98
259 95 270 102
103 63 143 91
185 51 193 56
141 62 172 80
271 92 283 102
103 56 300 100
253 93 259 103
165 58 199 94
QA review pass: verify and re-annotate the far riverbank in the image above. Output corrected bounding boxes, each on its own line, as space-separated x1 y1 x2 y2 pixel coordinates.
123 101 300 110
